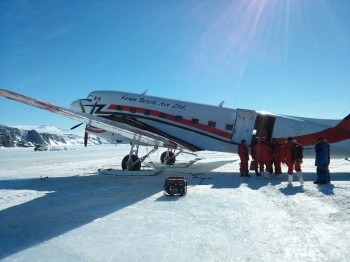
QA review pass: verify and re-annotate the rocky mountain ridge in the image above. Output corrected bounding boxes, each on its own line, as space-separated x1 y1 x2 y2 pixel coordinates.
0 124 112 147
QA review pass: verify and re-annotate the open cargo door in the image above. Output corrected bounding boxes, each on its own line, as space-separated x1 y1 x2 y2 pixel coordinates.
232 109 257 145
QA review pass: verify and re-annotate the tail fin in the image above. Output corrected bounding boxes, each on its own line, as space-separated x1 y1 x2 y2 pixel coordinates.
327 114 350 143
335 114 350 132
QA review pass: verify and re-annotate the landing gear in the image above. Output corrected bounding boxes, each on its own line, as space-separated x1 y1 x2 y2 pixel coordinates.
160 149 188 165
122 143 158 171
160 151 176 165
122 154 141 171
121 138 187 171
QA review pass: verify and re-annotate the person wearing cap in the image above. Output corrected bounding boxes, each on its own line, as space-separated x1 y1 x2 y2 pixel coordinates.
282 137 304 185
314 137 331 184
238 139 250 177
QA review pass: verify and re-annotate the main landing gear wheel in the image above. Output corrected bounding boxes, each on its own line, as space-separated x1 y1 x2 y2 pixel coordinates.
160 151 176 165
122 154 141 171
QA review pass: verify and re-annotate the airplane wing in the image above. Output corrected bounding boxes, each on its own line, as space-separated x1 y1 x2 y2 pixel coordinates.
0 89 179 149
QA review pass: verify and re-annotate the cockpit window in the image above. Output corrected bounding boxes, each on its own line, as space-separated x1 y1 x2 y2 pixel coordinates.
86 95 94 102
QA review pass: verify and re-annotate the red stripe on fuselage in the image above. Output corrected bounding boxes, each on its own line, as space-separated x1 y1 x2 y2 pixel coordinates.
107 104 232 139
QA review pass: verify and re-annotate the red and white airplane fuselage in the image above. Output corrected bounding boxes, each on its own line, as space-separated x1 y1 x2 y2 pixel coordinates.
71 90 350 158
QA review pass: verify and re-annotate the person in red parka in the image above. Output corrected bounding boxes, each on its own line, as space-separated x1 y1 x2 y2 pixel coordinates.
256 137 273 178
250 137 260 176
283 137 304 185
238 139 250 177
271 138 283 178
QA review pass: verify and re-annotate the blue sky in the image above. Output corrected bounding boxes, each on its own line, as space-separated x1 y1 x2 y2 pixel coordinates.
1 0 350 129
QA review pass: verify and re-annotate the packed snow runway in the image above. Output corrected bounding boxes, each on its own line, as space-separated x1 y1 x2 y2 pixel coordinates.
0 145 349 261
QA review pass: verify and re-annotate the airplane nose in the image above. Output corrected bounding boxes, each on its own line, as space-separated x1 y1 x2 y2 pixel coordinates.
70 100 83 112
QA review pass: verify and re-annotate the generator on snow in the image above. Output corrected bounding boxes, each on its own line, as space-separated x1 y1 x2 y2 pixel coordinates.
164 177 187 196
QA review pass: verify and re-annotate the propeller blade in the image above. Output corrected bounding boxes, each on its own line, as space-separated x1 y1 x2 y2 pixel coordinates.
84 131 88 147
70 122 84 130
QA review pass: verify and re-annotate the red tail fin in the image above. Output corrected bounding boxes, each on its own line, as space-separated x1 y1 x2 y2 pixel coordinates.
317 114 350 144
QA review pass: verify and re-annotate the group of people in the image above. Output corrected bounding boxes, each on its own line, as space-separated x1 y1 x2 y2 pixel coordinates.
237 136 330 185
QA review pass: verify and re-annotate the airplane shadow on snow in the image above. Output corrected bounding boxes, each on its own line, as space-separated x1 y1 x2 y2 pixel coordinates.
0 173 163 259
0 160 235 258
0 159 236 258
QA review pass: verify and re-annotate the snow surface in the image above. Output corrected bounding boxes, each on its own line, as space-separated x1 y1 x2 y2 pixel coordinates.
0 145 349 261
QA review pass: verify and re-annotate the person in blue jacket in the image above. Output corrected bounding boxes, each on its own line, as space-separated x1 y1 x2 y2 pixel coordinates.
314 137 330 184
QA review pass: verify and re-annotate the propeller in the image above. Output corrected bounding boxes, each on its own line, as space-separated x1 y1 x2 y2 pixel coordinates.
70 100 98 146
84 131 88 147
71 122 84 130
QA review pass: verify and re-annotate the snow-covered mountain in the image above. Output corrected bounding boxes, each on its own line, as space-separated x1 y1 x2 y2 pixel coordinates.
0 124 114 147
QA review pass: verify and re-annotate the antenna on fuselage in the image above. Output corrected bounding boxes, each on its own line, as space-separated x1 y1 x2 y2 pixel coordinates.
142 90 148 95
219 101 225 107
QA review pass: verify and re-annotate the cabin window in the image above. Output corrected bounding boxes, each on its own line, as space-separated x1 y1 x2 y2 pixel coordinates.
208 121 216 128
191 118 199 124
175 115 183 122
159 112 167 118
129 107 136 113
115 105 122 111
144 110 151 116
225 124 234 131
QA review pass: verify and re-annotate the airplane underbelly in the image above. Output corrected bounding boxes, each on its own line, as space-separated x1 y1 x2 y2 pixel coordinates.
140 119 236 153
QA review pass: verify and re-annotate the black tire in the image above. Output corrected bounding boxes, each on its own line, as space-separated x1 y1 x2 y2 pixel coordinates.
160 151 175 165
121 154 141 171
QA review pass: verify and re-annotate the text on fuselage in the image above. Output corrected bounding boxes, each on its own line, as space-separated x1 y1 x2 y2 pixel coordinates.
121 95 187 110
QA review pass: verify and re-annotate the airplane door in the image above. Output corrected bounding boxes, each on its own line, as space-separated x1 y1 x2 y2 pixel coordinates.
232 109 257 145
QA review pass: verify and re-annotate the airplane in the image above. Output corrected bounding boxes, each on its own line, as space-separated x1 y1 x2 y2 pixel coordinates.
1 89 349 171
